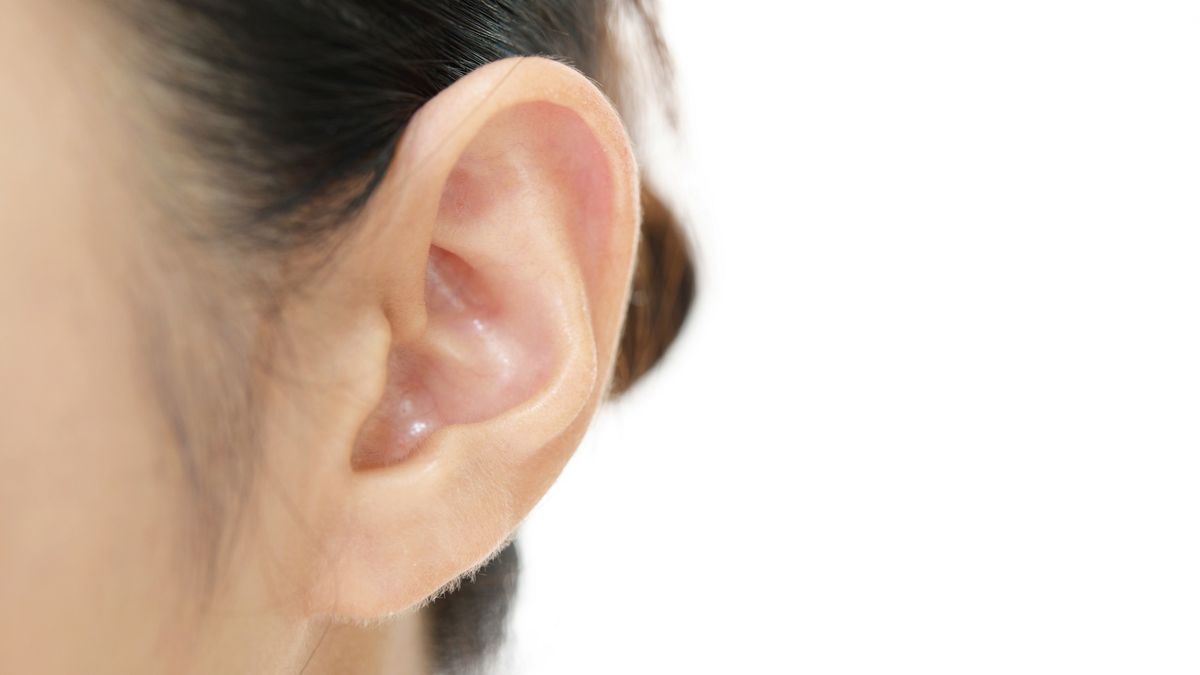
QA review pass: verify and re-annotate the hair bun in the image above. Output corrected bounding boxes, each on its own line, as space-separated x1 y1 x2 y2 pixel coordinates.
610 182 696 396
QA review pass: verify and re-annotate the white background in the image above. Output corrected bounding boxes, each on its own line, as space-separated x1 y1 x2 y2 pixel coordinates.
509 1 1200 672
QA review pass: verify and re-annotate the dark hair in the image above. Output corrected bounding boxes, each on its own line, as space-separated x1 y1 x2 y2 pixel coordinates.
116 0 694 671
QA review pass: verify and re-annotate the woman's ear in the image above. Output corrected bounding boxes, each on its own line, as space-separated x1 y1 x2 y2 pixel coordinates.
250 57 639 620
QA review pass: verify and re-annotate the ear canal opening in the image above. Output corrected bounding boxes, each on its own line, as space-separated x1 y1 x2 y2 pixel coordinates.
350 350 443 471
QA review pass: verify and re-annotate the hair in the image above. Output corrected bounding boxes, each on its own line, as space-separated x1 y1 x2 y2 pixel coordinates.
113 0 695 671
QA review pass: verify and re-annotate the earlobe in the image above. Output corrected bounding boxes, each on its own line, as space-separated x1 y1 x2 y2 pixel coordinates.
293 58 640 619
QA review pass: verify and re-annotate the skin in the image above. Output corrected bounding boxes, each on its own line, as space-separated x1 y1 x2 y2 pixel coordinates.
0 2 640 673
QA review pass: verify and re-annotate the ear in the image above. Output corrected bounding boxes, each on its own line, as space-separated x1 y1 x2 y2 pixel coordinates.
254 57 639 619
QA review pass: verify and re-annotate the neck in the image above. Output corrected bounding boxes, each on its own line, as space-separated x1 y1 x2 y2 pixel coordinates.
182 609 428 675
173 547 429 675
300 613 430 675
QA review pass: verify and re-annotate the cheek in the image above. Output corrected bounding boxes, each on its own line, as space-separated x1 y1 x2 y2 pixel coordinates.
0 6 195 666
0 197 192 669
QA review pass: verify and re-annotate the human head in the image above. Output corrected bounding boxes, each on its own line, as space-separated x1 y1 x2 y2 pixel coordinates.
0 0 692 672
